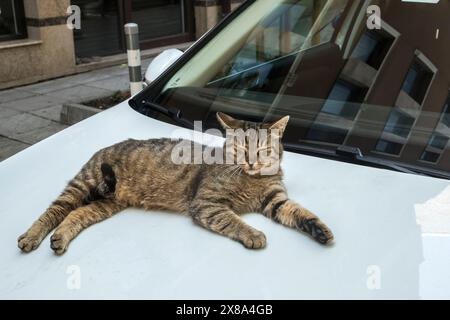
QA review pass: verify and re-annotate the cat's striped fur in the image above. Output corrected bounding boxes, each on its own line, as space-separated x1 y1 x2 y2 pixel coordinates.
18 113 333 255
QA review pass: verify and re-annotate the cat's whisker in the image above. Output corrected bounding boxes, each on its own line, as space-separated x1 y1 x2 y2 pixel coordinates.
229 168 239 179
217 166 231 179
218 164 239 179
223 165 240 184
230 165 242 180
221 167 235 182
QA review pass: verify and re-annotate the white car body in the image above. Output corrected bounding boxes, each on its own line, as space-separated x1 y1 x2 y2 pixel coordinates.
2 0 450 300
0 101 449 299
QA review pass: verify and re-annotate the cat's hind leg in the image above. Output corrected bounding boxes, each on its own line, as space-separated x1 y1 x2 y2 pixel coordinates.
50 199 124 255
18 178 93 252
191 204 266 249
18 162 117 253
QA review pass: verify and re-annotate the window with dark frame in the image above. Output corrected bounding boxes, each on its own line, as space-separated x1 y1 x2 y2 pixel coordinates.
383 109 415 139
420 133 449 163
375 108 415 155
306 80 367 145
420 93 450 164
375 139 403 156
374 109 415 155
401 59 434 105
320 80 367 120
374 55 435 156
350 29 394 70
0 0 27 42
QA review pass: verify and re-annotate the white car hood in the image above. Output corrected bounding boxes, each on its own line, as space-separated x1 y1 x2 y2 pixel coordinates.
0 101 449 299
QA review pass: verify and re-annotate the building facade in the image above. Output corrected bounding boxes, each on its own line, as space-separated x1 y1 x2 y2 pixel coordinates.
0 0 245 89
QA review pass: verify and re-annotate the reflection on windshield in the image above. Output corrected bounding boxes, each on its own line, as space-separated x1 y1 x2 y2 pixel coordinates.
210 0 345 83
152 0 450 175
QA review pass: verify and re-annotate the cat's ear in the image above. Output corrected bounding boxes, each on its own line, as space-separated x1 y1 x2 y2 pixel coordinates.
269 115 290 135
216 112 242 130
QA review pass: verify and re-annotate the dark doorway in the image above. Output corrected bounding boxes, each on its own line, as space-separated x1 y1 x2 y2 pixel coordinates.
72 0 195 59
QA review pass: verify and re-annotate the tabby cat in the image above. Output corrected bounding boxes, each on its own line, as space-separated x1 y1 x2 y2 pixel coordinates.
18 112 333 255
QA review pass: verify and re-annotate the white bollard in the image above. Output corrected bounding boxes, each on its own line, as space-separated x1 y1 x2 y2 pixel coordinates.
124 23 143 96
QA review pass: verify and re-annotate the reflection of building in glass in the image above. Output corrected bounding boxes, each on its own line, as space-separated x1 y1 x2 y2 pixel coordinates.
375 51 436 156
291 0 450 172
157 0 449 174
420 95 450 163
307 23 397 145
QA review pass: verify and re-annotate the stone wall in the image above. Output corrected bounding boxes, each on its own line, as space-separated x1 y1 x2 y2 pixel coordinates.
0 0 76 90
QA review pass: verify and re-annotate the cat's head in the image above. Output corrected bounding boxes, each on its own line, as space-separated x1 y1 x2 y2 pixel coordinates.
216 112 290 176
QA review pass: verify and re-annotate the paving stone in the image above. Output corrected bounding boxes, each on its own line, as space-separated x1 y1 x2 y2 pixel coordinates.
0 89 36 103
2 94 65 112
0 113 53 138
0 137 30 161
87 75 130 92
0 106 20 119
93 64 130 77
29 105 63 122
13 122 68 144
45 85 113 103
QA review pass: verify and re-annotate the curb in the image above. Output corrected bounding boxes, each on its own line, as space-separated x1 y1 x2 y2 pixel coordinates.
60 103 102 125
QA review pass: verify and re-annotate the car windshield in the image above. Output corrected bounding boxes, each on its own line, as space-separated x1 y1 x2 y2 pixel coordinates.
133 0 450 178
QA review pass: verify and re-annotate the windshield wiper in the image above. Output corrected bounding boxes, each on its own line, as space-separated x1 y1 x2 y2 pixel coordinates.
284 143 450 179
334 145 416 175
142 101 195 129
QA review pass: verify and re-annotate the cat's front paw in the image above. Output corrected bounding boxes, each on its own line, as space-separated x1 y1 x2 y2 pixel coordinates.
18 232 42 252
50 232 70 255
241 230 267 249
299 219 334 245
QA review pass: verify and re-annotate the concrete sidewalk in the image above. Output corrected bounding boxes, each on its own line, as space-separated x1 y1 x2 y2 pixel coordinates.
0 58 152 161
